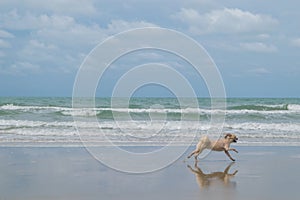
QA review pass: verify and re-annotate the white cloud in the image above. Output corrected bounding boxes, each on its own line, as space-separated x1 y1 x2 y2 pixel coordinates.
0 0 97 16
0 10 158 75
247 67 271 76
256 34 270 40
0 10 157 46
134 52 164 60
106 20 158 34
12 61 41 73
34 18 156 48
0 10 81 30
291 38 300 47
0 61 41 75
207 40 277 53
0 29 14 38
174 8 278 34
0 39 11 48
18 40 58 62
240 42 277 53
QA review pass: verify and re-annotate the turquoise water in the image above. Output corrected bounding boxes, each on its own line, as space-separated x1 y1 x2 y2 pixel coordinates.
0 97 300 146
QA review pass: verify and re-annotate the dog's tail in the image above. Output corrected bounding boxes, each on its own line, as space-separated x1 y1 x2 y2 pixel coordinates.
196 135 211 150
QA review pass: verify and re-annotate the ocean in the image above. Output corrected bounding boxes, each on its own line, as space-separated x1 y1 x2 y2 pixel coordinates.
0 97 300 146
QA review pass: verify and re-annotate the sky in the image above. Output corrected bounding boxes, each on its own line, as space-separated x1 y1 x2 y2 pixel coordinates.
0 0 300 97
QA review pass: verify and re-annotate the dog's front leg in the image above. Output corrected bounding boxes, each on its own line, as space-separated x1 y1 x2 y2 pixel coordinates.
229 148 238 153
224 150 235 161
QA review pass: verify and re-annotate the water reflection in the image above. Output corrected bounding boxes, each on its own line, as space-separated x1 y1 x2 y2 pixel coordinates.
187 162 238 189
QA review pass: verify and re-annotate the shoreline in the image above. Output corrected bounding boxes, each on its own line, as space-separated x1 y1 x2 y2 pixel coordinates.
1 142 300 147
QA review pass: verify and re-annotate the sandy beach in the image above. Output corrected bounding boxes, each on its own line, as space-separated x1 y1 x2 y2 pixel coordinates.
1 146 300 200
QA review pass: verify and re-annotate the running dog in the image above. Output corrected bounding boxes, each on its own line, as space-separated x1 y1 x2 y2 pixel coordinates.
187 133 238 161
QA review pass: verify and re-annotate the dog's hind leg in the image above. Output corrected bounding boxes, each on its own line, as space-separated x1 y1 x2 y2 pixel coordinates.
187 150 198 159
194 151 200 162
188 136 208 160
193 149 204 161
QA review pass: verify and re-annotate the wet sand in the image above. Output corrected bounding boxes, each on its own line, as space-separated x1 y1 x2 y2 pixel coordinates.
1 146 300 200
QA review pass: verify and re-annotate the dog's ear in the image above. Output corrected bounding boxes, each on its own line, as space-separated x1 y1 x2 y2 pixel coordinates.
225 133 232 139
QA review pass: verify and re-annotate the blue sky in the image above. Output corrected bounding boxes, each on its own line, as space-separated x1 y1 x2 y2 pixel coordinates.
0 0 300 97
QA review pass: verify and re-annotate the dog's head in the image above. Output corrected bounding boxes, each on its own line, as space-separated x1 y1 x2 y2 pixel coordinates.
225 133 238 143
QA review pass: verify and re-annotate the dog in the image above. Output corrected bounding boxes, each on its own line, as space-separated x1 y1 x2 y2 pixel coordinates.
187 133 238 161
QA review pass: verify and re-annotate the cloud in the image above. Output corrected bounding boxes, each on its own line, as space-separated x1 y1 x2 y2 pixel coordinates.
0 0 97 16
247 67 271 76
0 61 41 75
0 10 158 75
291 38 300 47
240 42 277 53
0 39 11 48
34 18 156 48
256 34 270 40
0 10 85 30
18 40 58 62
106 20 158 34
207 40 277 53
0 29 14 38
12 61 41 73
0 10 156 46
174 8 278 34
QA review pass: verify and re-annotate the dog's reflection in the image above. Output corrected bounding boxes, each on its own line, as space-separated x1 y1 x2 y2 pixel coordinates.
187 162 238 189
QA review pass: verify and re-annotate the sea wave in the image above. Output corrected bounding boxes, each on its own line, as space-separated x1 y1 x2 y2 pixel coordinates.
2 103 300 115
226 122 300 132
1 117 300 145
228 104 289 111
0 104 73 111
1 119 300 134
1 98 300 146
288 104 300 111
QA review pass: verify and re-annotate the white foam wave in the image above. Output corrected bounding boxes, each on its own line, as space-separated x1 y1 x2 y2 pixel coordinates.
0 104 73 111
288 104 300 111
227 122 300 132
1 118 300 133
61 110 99 116
0 119 75 128
0 119 208 131
2 103 300 117
1 118 300 145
